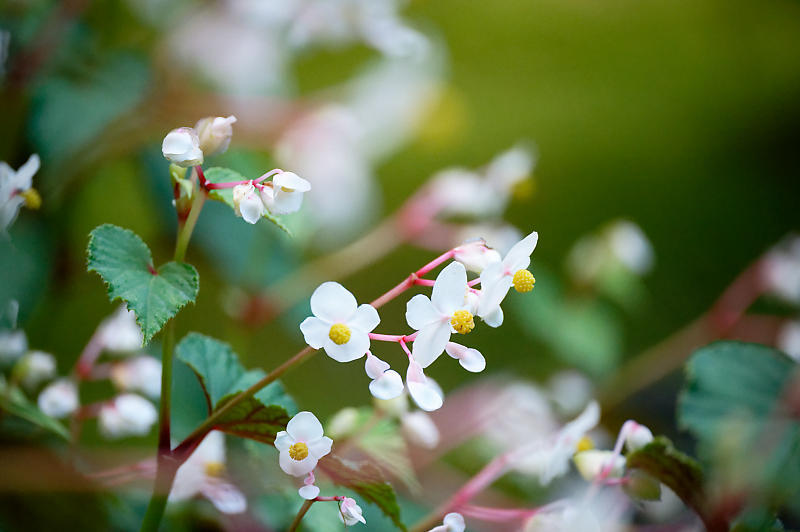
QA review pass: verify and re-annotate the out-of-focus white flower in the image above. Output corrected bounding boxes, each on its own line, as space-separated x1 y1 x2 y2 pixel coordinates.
194 115 237 156
0 329 27 363
365 352 404 400
275 411 333 477
406 360 443 411
98 305 143 353
99 393 157 439
453 239 501 274
162 127 203 167
608 221 654 275
458 224 524 257
624 422 654 452
17 351 56 389
260 171 311 215
232 183 266 224
547 370 594 416
38 378 79 418
171 430 246 514
428 512 465 532
484 144 535 197
567 220 654 285
300 282 380 363
764 237 800 305
110 355 162 399
484 382 558 453
573 450 626 481
1 154 40 233
339 496 366 526
777 320 800 362
373 393 409 418
444 342 485 373
477 231 538 327
406 262 474 367
524 494 627 532
327 407 361 439
400 410 439 449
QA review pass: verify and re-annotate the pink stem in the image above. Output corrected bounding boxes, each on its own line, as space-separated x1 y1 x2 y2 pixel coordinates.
368 332 419 343
415 278 436 287
315 496 345 502
468 277 481 287
459 504 539 522
198 167 284 190
74 328 105 379
370 250 456 309
399 338 413 358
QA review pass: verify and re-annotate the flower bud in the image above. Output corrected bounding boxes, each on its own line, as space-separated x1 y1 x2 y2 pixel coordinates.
624 422 654 452
16 350 56 389
38 378 79 418
573 450 626 481
110 355 162 399
0 329 27 363
233 183 266 224
98 306 143 353
453 239 501 274
99 393 157 439
401 411 440 449
162 127 204 167
338 497 366 526
194 115 237 157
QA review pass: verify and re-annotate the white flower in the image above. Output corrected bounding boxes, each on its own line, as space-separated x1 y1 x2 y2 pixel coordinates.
275 411 333 477
339 497 366 526
453 239 501 274
98 394 157 439
232 183 266 224
624 422 654 452
406 262 474 368
573 450 626 482
406 360 443 412
110 355 162 399
477 231 538 327
428 512 465 532
401 411 439 449
485 144 535 196
171 430 246 514
0 329 27 363
194 115 237 156
778 320 800 362
300 282 380 363
1 154 40 232
547 370 594 416
260 171 311 215
98 305 143 353
38 378 79 418
608 221 654 275
444 342 485 373
365 352 404 400
327 407 361 439
18 351 56 389
162 127 204 167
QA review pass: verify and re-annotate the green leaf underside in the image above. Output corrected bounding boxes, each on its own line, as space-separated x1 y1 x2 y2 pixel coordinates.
176 333 294 443
87 224 198 344
626 436 705 518
0 386 69 440
203 167 291 235
319 454 406 531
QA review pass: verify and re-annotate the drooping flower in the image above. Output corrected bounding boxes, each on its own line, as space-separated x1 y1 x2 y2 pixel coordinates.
194 115 237 156
364 352 404 400
275 411 333 477
444 342 486 373
232 183 266 224
110 355 162 399
162 127 204 167
98 393 157 439
300 282 380 363
38 378 79 418
573 450 626 482
406 360 443 412
1 154 40 233
477 231 538 327
406 261 474 368
98 305 143 353
338 497 366 526
170 430 246 514
428 512 465 532
260 171 311 215
400 410 440 449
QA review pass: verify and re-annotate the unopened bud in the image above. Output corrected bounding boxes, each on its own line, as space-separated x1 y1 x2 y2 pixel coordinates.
162 127 203 167
195 115 237 157
99 393 157 439
38 378 79 418
110 355 161 399
453 239 501 274
16 350 56 389
625 422 654 452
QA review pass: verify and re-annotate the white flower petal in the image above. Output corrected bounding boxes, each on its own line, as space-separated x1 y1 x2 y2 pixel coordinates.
348 304 380 333
400 411 439 449
482 305 504 328
365 352 390 379
406 362 443 412
310 282 358 323
240 194 265 224
298 484 320 500
287 411 324 442
504 231 538 272
477 276 512 318
431 262 468 315
405 294 441 330
410 321 451 368
307 436 333 459
201 480 247 514
279 451 318 477
299 317 330 349
15 154 40 189
445 342 485 373
272 189 305 214
274 431 294 451
274 171 311 192
323 330 370 363
443 512 466 532
369 370 404 400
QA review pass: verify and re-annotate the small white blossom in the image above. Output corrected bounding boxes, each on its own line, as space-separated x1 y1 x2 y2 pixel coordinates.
406 360 443 412
477 231 538 327
339 497 366 526
162 127 204 167
327 407 361 439
98 305 143 353
260 171 311 215
1 154 40 232
300 282 380 363
400 411 439 449
406 262 474 368
428 512 465 532
194 115 237 156
573 450 626 482
444 342 485 373
624 422 654 452
275 411 333 477
99 393 157 439
453 239 501 274
232 183 266 224
608 221 654 275
18 351 56 389
547 370 594 416
0 329 27 363
365 352 404 400
110 355 162 399
38 378 79 418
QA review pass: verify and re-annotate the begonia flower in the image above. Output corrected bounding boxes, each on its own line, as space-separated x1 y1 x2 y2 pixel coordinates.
406 360 443 411
477 231 538 327
444 342 485 373
260 171 311 215
232 183 266 224
110 355 162 399
98 393 157 439
401 410 440 449
0 154 40 233
162 127 203 167
275 411 333 477
38 378 79 418
339 497 366 526
98 305 143 353
194 115 237 156
573 450 626 482
365 352 404 400
428 512 465 532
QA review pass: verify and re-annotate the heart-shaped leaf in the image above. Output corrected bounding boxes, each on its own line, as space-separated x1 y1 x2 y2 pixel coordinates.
87 224 198 344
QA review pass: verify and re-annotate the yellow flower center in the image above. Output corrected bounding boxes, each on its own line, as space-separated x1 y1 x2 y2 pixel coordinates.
289 442 309 461
512 269 535 293
280 186 295 193
450 310 475 334
19 188 41 210
329 323 351 345
204 461 225 477
575 436 594 453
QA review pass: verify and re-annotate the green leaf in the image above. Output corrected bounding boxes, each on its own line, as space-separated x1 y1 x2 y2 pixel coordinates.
203 167 291 235
0 385 69 440
319 454 406 531
626 436 706 518
87 224 198 344
175 333 245 409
